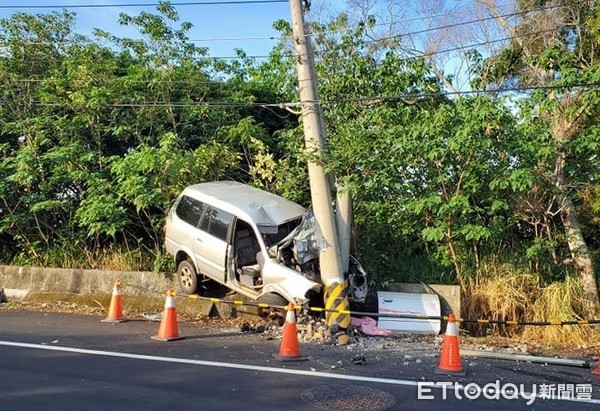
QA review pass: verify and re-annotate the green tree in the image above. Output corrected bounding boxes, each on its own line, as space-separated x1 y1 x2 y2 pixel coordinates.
477 0 600 316
0 11 86 261
248 14 520 288
0 5 302 267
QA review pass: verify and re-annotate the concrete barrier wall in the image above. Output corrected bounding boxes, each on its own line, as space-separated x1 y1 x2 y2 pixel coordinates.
385 283 461 318
0 265 461 318
0 265 174 295
0 265 239 318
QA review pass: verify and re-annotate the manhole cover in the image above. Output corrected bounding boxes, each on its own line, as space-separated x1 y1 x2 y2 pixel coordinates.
301 384 397 410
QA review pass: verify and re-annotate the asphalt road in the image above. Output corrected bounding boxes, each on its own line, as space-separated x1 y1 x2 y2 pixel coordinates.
1 309 599 410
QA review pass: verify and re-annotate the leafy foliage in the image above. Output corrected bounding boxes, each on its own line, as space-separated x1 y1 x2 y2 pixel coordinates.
0 3 598 304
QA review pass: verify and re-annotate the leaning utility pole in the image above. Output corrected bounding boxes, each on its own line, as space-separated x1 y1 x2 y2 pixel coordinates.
288 0 350 331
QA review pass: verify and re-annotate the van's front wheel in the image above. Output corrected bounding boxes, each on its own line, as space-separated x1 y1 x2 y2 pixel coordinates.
258 293 289 325
177 260 198 295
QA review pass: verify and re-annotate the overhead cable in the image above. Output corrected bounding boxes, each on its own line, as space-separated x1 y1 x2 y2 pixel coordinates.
0 0 288 9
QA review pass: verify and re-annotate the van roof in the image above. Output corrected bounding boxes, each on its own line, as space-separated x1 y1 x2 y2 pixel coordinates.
183 181 305 229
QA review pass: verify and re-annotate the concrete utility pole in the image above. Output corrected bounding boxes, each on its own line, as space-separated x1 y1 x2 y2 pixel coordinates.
335 184 352 274
288 0 350 330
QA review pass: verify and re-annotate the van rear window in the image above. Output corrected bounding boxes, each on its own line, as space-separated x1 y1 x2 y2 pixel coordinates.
176 196 205 227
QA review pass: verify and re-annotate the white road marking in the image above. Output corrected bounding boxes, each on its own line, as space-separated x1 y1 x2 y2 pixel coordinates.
1 340 599 405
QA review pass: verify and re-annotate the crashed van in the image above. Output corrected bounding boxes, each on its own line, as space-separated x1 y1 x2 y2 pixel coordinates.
164 181 368 308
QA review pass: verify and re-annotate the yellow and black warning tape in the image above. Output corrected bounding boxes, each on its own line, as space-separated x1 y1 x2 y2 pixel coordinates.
182 293 600 327
186 294 284 310
120 283 600 327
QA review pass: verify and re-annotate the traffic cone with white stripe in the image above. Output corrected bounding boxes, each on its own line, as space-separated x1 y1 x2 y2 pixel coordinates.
435 313 466 376
102 280 126 323
273 303 307 362
152 289 183 341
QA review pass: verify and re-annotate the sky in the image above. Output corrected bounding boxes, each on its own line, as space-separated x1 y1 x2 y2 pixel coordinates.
0 0 508 89
0 0 319 58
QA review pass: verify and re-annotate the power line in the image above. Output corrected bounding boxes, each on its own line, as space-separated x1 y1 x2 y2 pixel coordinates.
0 0 578 63
6 29 538 67
0 27 568 83
22 82 600 109
0 36 281 46
0 0 288 9
359 1 576 47
9 78 224 85
4 53 272 65
308 2 581 59
323 82 600 106
27 100 290 108
402 27 557 60
1 0 569 47
313 27 557 63
0 17 561 65
317 1 517 37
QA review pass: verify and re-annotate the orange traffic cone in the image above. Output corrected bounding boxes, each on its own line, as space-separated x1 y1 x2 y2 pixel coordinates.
102 280 126 323
435 313 466 376
152 289 183 341
273 303 307 362
592 362 600 376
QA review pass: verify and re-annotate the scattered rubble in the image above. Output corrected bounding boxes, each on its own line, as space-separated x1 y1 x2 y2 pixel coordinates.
4 298 598 360
351 354 366 365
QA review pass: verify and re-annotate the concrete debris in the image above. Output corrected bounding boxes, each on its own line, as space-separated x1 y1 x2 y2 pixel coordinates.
462 342 529 355
241 322 264 333
237 310 592 368
142 312 162 322
337 333 350 346
351 354 366 365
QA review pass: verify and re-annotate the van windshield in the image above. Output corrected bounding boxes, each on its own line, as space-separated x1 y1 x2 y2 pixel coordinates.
262 218 302 247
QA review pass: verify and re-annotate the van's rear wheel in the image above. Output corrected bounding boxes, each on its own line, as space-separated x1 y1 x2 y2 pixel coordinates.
177 260 198 295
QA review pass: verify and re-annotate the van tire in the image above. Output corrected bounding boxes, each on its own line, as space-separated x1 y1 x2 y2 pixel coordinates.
258 293 288 308
177 260 198 295
257 293 289 325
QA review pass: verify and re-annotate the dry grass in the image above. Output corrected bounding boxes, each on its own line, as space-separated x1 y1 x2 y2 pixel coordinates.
463 265 600 345
522 276 600 344
463 265 540 337
92 247 152 271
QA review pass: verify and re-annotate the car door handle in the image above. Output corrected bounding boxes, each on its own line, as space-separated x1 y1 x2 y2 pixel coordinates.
196 237 203 242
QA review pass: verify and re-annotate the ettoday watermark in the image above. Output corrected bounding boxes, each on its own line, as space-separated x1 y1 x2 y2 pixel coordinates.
417 381 593 405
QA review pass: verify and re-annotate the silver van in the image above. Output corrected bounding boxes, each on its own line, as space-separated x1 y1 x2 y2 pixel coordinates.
164 181 367 307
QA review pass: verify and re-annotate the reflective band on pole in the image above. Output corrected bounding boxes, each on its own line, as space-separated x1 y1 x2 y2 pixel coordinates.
324 280 350 328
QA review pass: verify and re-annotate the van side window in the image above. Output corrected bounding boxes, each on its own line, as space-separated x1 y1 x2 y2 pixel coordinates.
200 207 233 241
175 196 205 227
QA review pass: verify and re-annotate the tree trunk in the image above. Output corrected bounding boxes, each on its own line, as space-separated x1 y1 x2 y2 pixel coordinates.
446 227 467 291
554 148 600 318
